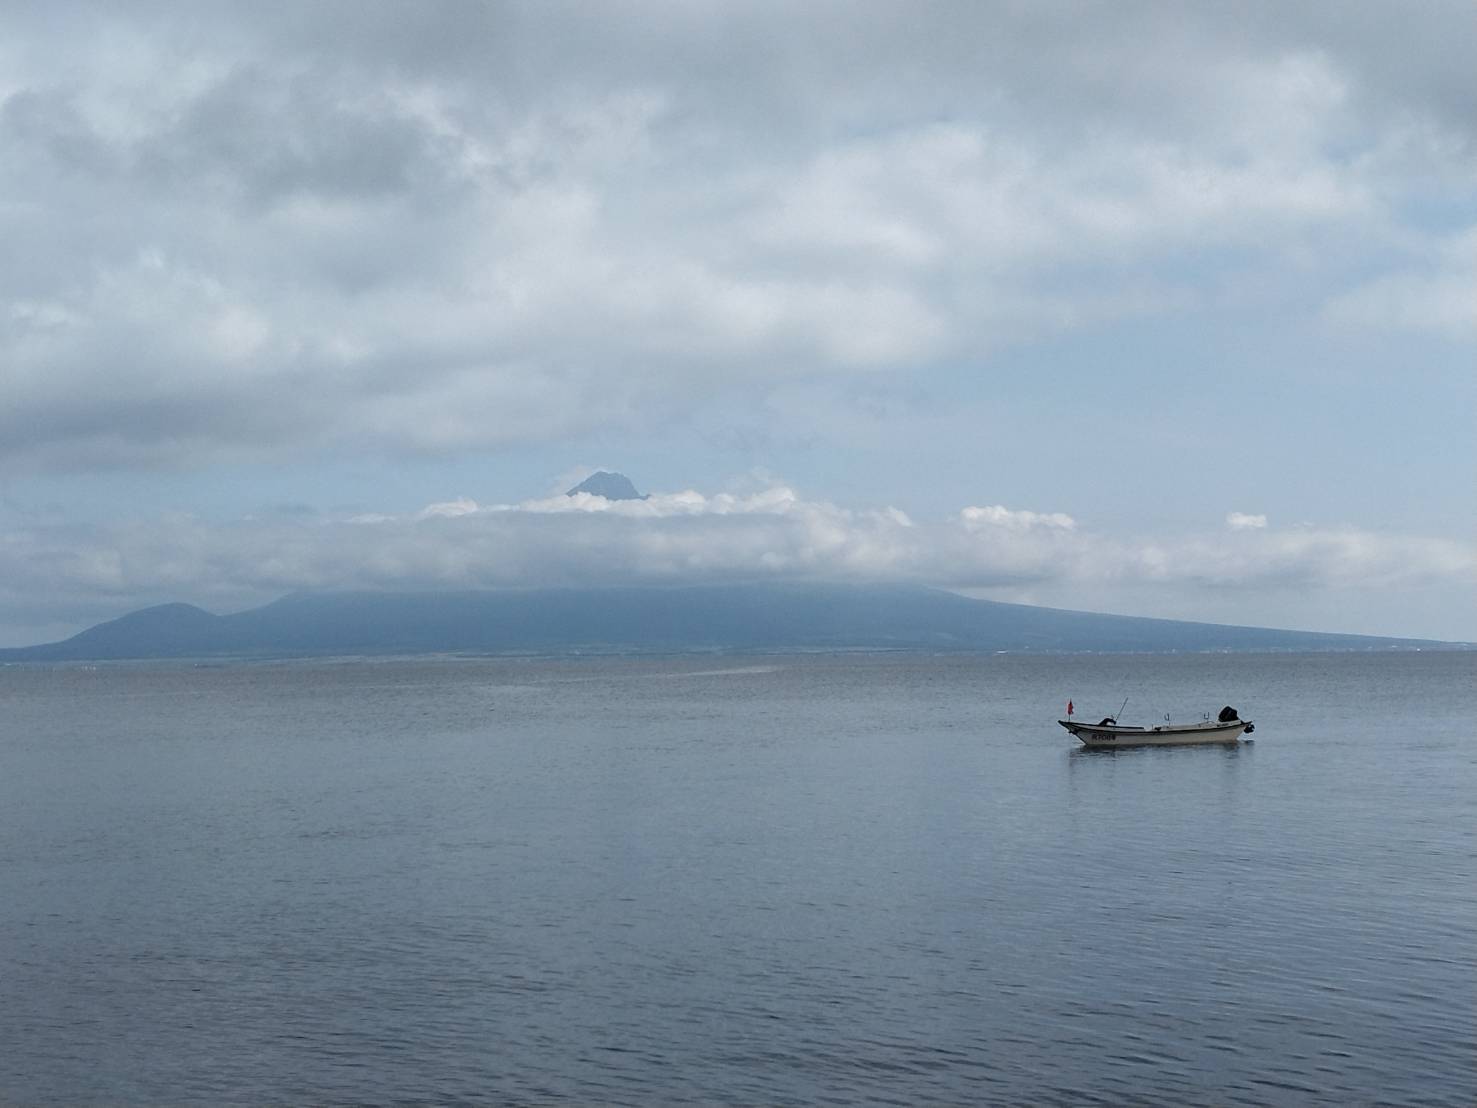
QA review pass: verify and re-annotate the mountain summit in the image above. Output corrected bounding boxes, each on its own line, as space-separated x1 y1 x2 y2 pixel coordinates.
566 472 647 500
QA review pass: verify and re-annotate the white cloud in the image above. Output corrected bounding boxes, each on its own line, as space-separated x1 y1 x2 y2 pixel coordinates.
962 505 1077 531
1322 225 1477 339
518 486 802 518
418 497 479 519
1227 512 1269 530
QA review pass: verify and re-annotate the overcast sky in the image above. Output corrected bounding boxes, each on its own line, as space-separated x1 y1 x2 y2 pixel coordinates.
1 0 1473 645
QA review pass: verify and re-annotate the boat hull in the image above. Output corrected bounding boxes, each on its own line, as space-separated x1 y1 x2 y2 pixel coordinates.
1059 719 1250 747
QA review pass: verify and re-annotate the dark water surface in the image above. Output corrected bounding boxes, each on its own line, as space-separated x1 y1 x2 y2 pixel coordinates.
1 651 1472 1105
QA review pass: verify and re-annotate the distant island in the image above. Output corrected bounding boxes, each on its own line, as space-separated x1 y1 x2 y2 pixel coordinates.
0 583 1461 662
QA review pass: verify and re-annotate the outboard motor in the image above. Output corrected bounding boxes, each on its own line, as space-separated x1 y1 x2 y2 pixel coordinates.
1217 705 1239 722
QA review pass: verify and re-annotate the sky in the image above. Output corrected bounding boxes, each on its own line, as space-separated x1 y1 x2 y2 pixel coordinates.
0 0 1473 646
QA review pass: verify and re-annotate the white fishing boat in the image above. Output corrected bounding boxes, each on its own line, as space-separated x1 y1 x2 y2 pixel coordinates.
1059 706 1254 748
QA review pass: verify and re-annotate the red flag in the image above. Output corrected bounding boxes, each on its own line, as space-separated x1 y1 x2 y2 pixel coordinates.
1067 700 1074 716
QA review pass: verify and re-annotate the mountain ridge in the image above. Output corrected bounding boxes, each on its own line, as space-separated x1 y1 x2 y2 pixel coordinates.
0 584 1460 662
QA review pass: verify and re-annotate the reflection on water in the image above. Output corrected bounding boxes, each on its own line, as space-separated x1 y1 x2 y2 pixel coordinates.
0 651 1472 1105
1067 739 1249 759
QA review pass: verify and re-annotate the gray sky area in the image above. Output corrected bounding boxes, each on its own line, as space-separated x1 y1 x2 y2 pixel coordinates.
1 0 1472 644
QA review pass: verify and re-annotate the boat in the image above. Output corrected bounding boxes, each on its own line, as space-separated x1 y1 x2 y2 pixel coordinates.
1059 705 1254 748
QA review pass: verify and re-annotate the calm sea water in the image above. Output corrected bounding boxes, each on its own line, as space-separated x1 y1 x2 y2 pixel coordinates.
0 651 1472 1105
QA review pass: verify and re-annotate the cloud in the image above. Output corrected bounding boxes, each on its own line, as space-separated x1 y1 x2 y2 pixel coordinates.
0 2 1472 470
418 497 479 519
962 505 1077 531
1322 225 1477 339
1227 512 1269 530
0 483 1468 645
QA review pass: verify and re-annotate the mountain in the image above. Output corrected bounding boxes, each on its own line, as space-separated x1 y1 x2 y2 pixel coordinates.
566 471 646 500
0 584 1457 662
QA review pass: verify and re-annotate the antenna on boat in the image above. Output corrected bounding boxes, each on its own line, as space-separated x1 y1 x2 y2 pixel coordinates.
1118 696 1129 721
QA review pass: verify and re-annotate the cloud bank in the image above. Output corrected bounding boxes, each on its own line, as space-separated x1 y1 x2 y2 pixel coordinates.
1 483 1468 644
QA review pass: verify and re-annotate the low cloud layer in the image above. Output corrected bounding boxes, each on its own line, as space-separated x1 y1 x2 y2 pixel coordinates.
1 483 1468 644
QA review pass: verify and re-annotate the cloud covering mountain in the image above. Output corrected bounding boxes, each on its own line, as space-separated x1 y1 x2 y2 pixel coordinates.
0 481 1467 646
0 2 1471 644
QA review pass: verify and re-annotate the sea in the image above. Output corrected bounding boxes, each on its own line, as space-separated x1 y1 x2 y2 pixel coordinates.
0 650 1472 1106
